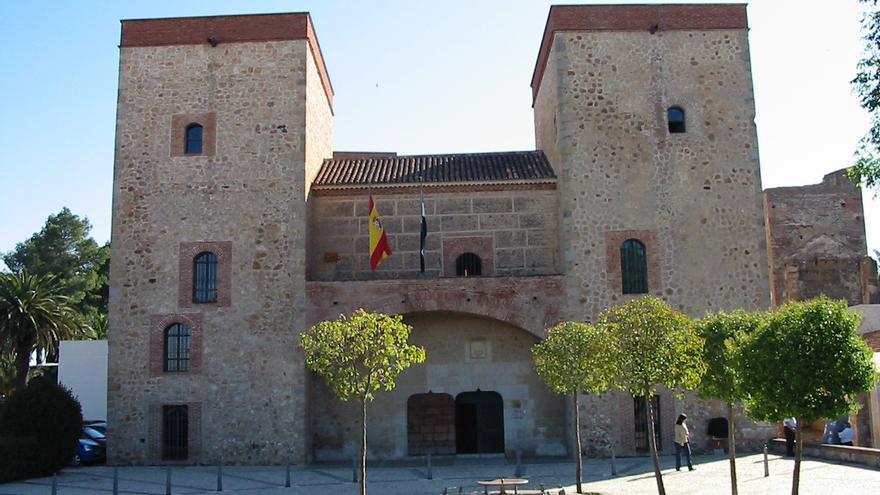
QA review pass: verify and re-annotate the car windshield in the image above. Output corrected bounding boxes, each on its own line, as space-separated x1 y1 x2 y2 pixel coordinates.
83 427 105 439
89 425 106 435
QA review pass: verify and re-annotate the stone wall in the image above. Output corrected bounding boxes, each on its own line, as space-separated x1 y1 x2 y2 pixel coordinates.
308 312 567 460
534 27 770 323
533 15 770 454
764 169 877 306
308 189 558 281
109 26 330 463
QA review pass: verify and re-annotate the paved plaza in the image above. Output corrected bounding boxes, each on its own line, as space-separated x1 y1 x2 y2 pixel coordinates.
1 453 878 495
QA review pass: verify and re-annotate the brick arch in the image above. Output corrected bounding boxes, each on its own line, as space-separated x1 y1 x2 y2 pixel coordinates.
305 276 564 340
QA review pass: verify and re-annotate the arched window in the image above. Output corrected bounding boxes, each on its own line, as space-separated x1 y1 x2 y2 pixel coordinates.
667 107 686 134
455 253 482 277
164 323 190 372
184 124 204 154
620 239 648 294
193 252 218 303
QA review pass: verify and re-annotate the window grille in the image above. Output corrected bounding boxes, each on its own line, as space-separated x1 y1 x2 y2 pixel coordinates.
163 324 190 372
193 252 218 303
667 107 686 133
620 239 648 294
455 253 482 277
185 124 204 154
162 405 188 460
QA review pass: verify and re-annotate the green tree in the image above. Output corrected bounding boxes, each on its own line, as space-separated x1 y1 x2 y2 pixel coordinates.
697 311 765 495
2 208 110 318
533 322 620 494
851 0 880 189
599 296 705 495
739 297 876 495
300 310 426 495
0 271 87 391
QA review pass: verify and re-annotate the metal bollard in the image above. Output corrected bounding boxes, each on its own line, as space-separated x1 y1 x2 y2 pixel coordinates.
763 444 769 477
427 452 433 480
113 467 119 495
515 449 523 477
216 463 223 492
51 473 57 495
165 466 172 495
611 444 617 476
352 457 358 483
285 461 291 488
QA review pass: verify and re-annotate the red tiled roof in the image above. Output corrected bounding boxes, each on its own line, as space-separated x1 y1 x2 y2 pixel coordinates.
313 151 555 187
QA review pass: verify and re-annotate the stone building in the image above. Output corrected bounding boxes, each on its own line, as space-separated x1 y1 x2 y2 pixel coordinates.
107 4 873 465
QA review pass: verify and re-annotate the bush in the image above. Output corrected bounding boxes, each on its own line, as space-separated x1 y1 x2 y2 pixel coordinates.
0 377 82 482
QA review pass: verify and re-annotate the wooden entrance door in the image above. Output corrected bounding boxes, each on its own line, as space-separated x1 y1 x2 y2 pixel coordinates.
633 395 662 453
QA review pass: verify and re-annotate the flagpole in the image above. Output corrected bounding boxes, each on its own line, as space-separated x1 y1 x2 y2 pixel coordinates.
419 174 426 274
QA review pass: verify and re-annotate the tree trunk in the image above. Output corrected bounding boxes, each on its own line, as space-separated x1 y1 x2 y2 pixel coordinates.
360 396 367 495
574 391 583 494
791 418 802 495
727 402 738 495
646 391 666 495
14 343 32 392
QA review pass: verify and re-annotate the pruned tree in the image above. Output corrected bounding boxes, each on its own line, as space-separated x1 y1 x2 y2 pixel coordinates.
300 310 426 495
599 296 705 495
533 322 620 494
739 297 877 495
697 310 766 495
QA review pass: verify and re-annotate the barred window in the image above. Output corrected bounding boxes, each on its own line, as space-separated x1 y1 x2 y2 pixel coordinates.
620 239 648 294
667 107 686 134
193 252 218 303
162 405 188 460
185 124 203 154
163 324 190 372
455 253 482 277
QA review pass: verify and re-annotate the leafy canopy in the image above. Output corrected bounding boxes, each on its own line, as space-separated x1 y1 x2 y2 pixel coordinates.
739 297 877 423
2 208 110 315
850 0 880 189
533 321 619 395
697 310 765 404
599 296 705 396
300 309 426 402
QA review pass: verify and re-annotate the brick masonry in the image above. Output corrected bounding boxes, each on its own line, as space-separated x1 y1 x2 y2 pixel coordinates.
177 241 232 308
170 113 216 157
148 313 203 376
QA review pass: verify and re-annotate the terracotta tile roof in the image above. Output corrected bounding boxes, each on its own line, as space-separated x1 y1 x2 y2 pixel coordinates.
313 151 556 188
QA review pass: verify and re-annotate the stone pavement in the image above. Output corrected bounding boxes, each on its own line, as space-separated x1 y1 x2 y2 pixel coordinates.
1 453 878 495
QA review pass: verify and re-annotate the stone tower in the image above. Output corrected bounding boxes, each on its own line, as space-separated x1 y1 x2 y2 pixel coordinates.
531 4 772 451
107 14 333 464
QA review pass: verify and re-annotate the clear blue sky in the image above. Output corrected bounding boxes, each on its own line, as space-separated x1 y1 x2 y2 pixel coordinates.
1 0 878 261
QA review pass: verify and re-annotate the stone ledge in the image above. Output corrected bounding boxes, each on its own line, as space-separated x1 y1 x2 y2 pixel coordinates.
769 438 880 468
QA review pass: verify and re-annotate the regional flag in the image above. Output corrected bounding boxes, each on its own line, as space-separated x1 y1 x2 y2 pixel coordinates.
419 199 427 273
369 195 392 270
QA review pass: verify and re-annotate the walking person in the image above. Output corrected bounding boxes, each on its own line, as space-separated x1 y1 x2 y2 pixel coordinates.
675 413 694 471
783 417 797 456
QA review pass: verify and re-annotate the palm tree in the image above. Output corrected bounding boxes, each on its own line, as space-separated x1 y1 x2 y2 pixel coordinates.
0 271 83 392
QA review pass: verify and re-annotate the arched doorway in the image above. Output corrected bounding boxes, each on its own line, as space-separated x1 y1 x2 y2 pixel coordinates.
455 391 504 454
407 392 455 455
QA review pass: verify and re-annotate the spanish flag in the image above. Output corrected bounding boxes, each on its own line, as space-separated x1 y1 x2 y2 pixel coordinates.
369 195 392 270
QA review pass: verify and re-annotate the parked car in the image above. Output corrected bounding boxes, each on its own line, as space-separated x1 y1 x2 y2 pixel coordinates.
73 426 106 465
